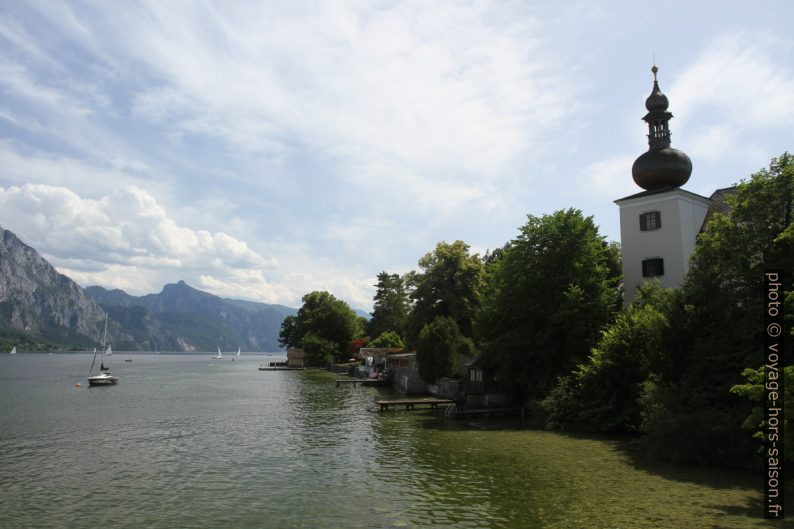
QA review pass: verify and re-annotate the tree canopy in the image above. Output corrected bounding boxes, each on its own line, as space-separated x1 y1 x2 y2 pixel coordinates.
405 240 484 348
416 316 470 383
478 208 622 400
278 291 362 364
370 330 405 348
367 272 409 341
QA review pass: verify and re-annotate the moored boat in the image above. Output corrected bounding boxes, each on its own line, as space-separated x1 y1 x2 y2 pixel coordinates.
88 316 118 387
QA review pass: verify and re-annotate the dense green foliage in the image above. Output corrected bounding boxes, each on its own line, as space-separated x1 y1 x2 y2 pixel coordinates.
731 365 794 464
478 209 622 400
405 241 485 348
541 283 670 433
416 316 471 383
278 291 362 365
369 331 405 348
367 272 409 341
302 333 340 367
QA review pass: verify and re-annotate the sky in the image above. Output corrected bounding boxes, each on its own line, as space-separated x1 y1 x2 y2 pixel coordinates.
0 1 792 312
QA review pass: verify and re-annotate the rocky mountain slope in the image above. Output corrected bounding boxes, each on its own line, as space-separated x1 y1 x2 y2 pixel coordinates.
87 282 296 351
0 226 295 351
0 226 107 348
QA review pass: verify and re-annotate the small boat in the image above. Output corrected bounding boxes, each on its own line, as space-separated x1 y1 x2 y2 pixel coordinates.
9 346 16 355
212 346 223 360
124 358 133 363
88 316 118 387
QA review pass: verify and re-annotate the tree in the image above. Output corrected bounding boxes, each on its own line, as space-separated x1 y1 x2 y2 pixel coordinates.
478 209 622 401
405 241 484 347
416 316 468 383
638 152 794 467
278 315 298 349
731 365 794 464
370 331 405 348
302 333 339 367
541 283 671 432
367 272 409 340
277 291 362 363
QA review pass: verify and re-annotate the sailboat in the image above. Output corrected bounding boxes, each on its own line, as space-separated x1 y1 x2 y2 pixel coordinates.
212 346 223 360
88 316 118 387
9 346 16 355
232 347 241 362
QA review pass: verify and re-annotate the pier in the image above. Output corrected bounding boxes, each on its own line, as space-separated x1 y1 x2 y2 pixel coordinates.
375 398 454 412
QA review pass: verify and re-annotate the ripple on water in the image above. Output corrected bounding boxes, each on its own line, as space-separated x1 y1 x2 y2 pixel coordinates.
0 356 772 529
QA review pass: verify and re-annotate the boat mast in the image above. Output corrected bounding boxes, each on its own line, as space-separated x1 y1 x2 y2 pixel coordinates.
89 314 108 376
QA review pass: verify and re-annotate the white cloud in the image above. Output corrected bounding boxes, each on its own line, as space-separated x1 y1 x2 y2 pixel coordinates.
0 183 377 309
580 155 637 198
113 1 576 208
0 184 267 285
670 32 794 158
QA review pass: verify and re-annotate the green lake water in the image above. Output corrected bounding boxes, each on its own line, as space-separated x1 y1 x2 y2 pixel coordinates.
0 353 788 528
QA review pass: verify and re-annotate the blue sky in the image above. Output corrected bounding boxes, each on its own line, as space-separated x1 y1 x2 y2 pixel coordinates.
0 1 792 312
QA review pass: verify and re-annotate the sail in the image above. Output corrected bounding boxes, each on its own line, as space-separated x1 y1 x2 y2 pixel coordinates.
237 348 241 357
9 346 16 355
106 345 112 356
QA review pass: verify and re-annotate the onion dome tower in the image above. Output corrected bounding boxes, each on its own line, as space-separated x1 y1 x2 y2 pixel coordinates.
615 65 712 305
631 65 692 190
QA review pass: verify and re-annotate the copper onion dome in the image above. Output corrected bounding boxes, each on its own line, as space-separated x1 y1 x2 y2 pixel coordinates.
631 65 692 190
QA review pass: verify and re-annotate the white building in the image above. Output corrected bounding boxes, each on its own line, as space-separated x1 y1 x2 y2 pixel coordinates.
616 67 727 305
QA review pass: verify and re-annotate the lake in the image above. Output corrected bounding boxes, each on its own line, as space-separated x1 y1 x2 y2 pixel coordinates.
0 353 786 528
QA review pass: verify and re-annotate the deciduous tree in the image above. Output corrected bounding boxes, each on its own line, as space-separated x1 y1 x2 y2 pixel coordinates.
478 209 622 401
405 241 484 348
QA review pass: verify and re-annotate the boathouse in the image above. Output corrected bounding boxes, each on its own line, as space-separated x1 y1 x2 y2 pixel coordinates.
287 348 305 368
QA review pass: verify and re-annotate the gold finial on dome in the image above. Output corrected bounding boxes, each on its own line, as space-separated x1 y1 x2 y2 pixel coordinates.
651 64 658 81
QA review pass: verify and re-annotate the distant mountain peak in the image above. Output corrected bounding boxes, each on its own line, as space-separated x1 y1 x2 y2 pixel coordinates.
0 226 106 347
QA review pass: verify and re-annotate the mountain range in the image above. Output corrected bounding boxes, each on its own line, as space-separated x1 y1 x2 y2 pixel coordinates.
0 226 310 351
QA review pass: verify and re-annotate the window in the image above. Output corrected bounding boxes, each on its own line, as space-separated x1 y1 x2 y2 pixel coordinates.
640 211 661 231
642 258 664 277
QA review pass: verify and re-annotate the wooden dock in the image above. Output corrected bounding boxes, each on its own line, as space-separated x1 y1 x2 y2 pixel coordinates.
375 398 454 412
258 366 304 371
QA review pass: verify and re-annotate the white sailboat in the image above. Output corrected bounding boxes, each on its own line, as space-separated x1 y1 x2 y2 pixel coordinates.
88 315 118 387
212 346 223 360
237 348 241 358
9 346 16 355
